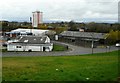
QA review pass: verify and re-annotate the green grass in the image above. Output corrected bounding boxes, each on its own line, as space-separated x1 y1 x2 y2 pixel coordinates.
53 44 67 51
0 57 2 82
2 51 119 81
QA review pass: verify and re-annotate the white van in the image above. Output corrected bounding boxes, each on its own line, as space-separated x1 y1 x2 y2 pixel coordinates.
116 43 120 47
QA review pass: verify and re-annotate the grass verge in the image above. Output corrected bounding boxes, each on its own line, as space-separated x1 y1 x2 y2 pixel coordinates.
2 50 119 81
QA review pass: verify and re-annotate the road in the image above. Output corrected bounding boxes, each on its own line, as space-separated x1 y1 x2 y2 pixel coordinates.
2 41 119 57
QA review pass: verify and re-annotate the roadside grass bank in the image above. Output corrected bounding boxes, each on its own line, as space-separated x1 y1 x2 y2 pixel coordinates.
2 50 119 81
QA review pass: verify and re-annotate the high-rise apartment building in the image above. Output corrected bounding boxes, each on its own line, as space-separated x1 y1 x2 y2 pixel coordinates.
32 11 43 27
118 2 120 23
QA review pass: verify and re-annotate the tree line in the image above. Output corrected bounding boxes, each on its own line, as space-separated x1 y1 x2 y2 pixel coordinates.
1 21 120 33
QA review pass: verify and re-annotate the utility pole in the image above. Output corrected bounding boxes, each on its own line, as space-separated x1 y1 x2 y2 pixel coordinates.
91 33 94 54
30 17 32 34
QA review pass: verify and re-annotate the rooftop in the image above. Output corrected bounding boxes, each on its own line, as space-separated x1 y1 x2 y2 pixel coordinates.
60 31 105 39
13 36 49 44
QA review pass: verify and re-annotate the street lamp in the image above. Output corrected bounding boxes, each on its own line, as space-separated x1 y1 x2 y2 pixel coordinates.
30 17 32 34
91 33 94 54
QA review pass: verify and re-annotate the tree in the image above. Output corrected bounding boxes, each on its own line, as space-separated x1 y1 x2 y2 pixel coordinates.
38 24 47 30
106 30 120 45
86 22 97 32
54 27 67 34
68 21 78 31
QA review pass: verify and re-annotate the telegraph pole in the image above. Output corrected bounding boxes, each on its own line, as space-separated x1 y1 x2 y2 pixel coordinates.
91 33 94 54
30 17 32 34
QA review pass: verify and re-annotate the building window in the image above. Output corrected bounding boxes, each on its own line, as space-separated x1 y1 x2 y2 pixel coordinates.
16 46 21 48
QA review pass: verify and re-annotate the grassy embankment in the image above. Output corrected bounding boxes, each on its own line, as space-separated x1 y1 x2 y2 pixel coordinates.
2 50 119 81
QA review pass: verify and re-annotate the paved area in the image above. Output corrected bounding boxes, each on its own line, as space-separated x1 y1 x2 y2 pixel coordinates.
2 41 119 57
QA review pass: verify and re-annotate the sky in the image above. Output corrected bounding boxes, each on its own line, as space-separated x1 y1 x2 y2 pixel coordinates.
0 0 119 23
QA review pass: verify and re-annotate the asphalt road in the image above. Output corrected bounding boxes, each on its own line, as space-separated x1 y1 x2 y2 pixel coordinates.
2 41 119 57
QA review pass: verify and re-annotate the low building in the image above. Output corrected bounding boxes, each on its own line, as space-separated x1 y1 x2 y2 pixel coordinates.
7 36 53 52
5 28 49 37
79 28 85 32
59 31 106 48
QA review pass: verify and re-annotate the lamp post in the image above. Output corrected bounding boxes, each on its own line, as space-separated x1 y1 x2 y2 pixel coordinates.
91 33 94 54
91 39 94 54
30 17 32 34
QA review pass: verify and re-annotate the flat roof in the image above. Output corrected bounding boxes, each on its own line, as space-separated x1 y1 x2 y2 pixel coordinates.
9 28 49 34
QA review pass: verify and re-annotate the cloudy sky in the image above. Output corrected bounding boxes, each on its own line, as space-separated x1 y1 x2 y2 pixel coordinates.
0 0 119 23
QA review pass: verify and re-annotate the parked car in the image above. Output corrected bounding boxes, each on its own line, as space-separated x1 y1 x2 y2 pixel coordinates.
116 43 120 47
